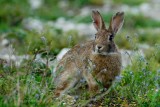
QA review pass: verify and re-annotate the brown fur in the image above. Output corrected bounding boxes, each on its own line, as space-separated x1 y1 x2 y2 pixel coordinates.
54 10 124 97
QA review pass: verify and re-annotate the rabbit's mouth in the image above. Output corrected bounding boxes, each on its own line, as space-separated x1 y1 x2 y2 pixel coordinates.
92 49 109 55
92 50 118 56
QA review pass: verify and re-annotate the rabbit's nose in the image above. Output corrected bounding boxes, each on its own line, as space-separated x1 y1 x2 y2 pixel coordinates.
96 45 103 51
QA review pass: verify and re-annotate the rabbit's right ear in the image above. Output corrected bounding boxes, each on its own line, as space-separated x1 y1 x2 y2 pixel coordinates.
109 12 124 34
92 10 106 31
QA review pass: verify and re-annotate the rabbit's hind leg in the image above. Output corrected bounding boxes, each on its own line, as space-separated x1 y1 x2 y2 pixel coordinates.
54 78 78 105
54 73 79 97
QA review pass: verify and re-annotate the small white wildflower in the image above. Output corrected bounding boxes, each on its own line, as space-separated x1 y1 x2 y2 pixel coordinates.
115 75 123 82
130 71 133 75
41 36 46 43
155 89 159 92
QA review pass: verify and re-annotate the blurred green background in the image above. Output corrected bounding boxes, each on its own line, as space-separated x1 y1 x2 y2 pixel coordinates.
0 0 160 106
1 0 160 55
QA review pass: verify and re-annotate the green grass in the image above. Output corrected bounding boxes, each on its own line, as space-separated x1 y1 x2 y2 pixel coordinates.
112 0 148 6
0 53 159 106
115 29 160 48
0 0 104 26
0 34 160 106
0 26 85 55
68 0 104 8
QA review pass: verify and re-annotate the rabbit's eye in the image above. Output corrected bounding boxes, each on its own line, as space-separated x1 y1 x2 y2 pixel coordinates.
109 34 114 41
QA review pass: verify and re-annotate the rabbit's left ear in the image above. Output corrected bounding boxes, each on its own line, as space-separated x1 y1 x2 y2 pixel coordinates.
109 12 124 34
92 10 106 31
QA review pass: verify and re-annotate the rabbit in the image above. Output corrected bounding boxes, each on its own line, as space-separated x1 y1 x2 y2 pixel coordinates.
54 10 124 97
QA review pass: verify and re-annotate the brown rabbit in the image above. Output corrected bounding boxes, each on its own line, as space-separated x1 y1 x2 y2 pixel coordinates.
54 10 124 97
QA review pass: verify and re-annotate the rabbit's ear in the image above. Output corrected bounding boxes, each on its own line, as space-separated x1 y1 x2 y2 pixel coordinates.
109 12 124 34
92 10 106 31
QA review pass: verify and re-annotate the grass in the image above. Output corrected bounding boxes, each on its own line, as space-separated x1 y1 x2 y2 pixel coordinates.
0 27 85 55
68 0 104 8
0 32 160 106
112 0 148 6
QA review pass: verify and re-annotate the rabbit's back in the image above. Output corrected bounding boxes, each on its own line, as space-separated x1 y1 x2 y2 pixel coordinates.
54 41 94 84
55 40 94 71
